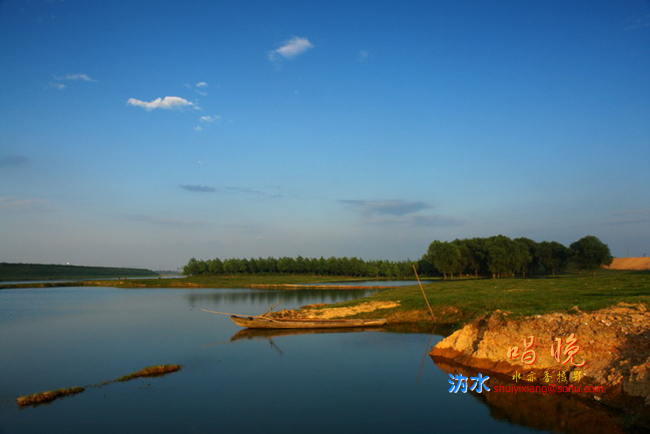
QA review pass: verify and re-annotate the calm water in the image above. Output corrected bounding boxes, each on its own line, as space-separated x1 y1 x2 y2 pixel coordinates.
0 287 627 433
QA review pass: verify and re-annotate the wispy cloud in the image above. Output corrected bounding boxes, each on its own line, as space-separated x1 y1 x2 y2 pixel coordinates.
55 73 97 82
612 208 650 217
268 36 314 62
124 214 204 227
226 186 282 198
180 184 216 193
48 82 66 90
199 115 220 123
358 50 371 62
339 199 431 216
0 155 29 167
623 14 650 30
604 209 650 225
339 199 464 227
0 196 53 212
127 96 197 111
195 81 208 95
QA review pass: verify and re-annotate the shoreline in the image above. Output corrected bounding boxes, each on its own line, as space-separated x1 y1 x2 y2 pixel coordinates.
429 303 650 429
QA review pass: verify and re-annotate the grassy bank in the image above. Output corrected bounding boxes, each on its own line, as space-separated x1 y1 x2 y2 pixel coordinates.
0 274 384 289
312 271 650 325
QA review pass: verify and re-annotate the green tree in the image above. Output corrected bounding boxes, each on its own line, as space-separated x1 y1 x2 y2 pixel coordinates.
569 235 613 275
208 258 224 274
486 235 515 278
538 241 568 275
513 237 536 277
427 240 461 280
183 257 201 276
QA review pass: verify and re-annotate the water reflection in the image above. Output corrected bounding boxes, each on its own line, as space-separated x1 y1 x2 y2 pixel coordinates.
184 287 380 311
230 327 386 342
431 356 628 433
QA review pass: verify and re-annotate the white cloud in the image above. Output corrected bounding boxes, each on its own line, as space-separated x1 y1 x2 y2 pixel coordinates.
194 126 203 132
49 82 66 90
269 36 314 61
56 73 97 82
199 115 220 122
194 82 208 95
127 96 197 111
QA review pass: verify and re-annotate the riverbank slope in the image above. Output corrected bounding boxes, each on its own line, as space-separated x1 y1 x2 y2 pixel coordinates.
430 303 649 428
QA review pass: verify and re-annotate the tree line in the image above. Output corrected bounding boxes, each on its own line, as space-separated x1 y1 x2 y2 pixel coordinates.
182 234 612 279
182 256 416 278
424 235 613 279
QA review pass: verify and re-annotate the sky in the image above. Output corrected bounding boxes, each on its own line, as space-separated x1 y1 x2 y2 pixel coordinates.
1 0 649 271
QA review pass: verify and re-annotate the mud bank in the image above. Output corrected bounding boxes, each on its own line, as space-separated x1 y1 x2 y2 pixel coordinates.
430 303 649 426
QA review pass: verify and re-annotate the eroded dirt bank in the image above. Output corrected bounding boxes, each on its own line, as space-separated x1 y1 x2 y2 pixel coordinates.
430 303 649 426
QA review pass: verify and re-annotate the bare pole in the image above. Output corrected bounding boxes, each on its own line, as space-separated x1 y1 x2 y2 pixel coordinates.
260 300 282 317
200 309 254 317
413 265 435 322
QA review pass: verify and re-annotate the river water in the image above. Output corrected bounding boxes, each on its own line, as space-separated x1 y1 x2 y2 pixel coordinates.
0 287 628 433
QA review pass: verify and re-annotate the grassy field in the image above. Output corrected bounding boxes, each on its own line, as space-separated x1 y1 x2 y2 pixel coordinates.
328 270 650 324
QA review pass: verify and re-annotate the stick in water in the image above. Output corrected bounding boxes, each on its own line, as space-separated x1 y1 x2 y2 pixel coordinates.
413 265 435 322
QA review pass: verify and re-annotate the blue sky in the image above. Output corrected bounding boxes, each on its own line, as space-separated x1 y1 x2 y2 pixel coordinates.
1 0 649 270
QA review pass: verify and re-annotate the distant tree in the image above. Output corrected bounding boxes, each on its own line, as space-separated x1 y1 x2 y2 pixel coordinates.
569 235 613 275
513 237 536 277
538 241 568 275
464 237 489 277
416 256 437 277
427 240 461 279
486 235 516 278
208 258 223 274
183 258 201 276
452 239 472 277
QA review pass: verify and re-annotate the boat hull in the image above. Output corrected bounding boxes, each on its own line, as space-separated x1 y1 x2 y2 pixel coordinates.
230 315 387 329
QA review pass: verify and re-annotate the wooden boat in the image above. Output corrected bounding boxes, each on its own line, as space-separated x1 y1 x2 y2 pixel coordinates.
229 315 387 329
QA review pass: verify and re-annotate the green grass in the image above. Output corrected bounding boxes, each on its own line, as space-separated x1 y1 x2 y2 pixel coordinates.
320 270 650 325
